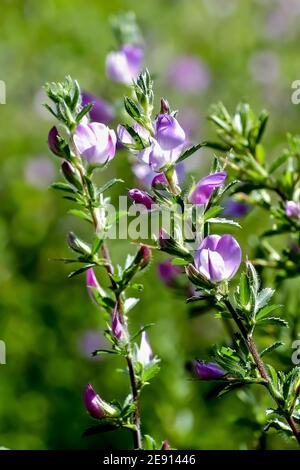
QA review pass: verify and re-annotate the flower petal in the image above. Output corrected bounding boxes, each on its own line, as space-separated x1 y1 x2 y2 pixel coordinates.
216 234 242 279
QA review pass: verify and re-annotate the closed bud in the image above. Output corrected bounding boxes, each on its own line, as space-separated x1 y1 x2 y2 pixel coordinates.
160 98 170 114
128 188 155 210
86 268 106 305
48 126 63 157
134 245 152 270
112 305 125 341
137 331 153 366
185 263 214 289
61 160 82 190
161 440 171 450
67 232 91 256
193 360 225 380
83 384 118 419
159 229 192 261
151 173 168 189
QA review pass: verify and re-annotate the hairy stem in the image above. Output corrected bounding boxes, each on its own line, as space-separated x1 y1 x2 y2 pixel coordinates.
224 298 300 445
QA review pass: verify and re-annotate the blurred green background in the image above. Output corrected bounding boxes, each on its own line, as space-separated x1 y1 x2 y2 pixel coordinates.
0 0 299 450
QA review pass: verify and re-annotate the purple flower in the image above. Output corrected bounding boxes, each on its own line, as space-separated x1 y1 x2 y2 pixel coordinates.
194 360 225 380
128 188 155 209
168 56 210 93
285 201 300 220
155 114 186 151
48 126 62 156
189 172 227 205
223 198 251 218
106 44 143 85
152 173 168 188
158 260 181 286
137 331 153 366
73 122 116 164
83 384 117 419
112 305 124 341
137 245 152 269
194 234 242 282
146 140 185 172
161 440 171 450
81 92 115 125
86 268 105 305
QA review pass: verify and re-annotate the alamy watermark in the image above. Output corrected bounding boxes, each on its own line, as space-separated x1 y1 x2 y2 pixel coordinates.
0 80 6 104
291 335 300 365
0 340 6 364
97 197 204 251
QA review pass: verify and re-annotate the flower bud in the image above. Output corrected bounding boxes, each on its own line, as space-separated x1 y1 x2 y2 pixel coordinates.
83 384 118 419
67 232 91 255
137 331 153 366
48 126 62 157
160 98 170 114
151 173 168 189
112 305 125 341
159 229 192 261
134 245 152 270
86 268 106 305
161 440 171 450
193 360 225 380
61 160 82 190
155 114 186 151
128 188 155 210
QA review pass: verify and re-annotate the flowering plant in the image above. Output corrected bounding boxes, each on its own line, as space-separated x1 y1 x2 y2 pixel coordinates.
43 15 300 450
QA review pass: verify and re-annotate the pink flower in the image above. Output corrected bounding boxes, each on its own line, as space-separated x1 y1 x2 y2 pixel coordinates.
73 122 116 164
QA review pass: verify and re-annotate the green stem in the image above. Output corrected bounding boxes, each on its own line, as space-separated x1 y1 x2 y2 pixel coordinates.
223 298 300 445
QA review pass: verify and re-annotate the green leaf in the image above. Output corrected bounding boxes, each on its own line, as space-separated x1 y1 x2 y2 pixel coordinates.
269 151 290 174
260 342 284 358
98 178 124 195
68 264 95 278
76 103 93 123
68 209 92 223
92 349 118 356
208 217 241 228
124 297 139 313
171 258 187 266
255 288 274 312
51 182 76 193
239 272 250 307
176 143 204 163
142 362 160 383
124 96 141 120
256 317 288 327
255 110 269 144
204 205 223 222
256 304 282 321
264 418 293 436
143 434 157 450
